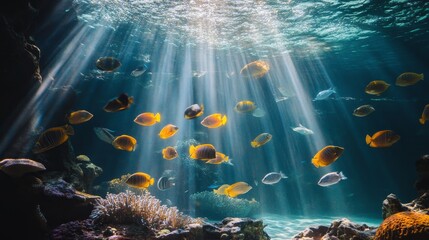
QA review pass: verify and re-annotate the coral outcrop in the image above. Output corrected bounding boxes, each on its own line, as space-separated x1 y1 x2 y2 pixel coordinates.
190 191 260 219
293 218 377 240
374 211 429 240
381 192 429 219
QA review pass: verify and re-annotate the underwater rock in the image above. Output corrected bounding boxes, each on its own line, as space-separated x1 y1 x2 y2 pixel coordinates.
40 179 98 228
374 211 429 240
381 193 409 219
415 154 429 195
190 191 260 219
293 218 376 240
78 161 103 191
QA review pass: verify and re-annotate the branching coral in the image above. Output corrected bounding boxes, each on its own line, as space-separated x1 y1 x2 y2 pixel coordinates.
90 190 202 230
190 191 260 219
374 211 429 240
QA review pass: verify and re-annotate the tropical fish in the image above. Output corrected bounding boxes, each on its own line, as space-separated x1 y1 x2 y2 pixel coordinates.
162 146 178 160
312 145 344 168
131 65 148 77
225 182 252 198
33 125 74 153
189 144 216 160
126 172 154 189
318 171 347 187
192 70 207 79
103 93 134 112
366 130 400 148
94 127 115 144
134 112 161 126
419 104 429 125
313 87 336 101
353 105 375 117
205 152 232 165
252 108 266 118
261 172 288 185
157 176 175 191
396 72 424 86
76 155 90 162
112 135 137 151
159 124 179 139
291 124 314 135
365 80 390 95
251 133 272 148
184 104 204 119
201 113 227 128
96 57 121 72
240 60 270 79
67 110 93 124
234 100 256 113
213 184 230 195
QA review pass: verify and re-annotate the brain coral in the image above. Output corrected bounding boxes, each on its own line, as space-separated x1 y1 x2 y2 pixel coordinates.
374 211 429 240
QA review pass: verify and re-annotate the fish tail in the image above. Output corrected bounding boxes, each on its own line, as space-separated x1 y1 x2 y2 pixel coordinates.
200 104 204 112
339 171 347 180
420 118 425 125
128 96 134 104
222 115 228 125
365 134 372 145
226 158 234 166
420 73 424 80
64 125 75 135
250 141 258 148
155 113 161 122
189 145 196 158
150 178 155 186
280 171 288 179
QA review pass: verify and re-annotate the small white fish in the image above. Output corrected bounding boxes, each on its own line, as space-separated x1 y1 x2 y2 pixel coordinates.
261 171 288 185
94 127 116 144
291 124 314 135
313 87 336 101
318 171 347 187
131 66 147 77
252 108 266 118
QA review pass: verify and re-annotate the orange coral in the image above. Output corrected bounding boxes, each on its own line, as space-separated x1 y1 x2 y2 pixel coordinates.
374 212 429 240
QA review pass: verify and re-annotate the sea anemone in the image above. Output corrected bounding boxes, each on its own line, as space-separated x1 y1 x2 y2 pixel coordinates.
90 190 201 230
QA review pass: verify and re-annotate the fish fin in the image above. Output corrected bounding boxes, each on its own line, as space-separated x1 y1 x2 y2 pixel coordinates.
280 171 288 179
339 171 347 180
200 104 204 112
298 123 303 127
155 113 161 122
64 125 75 135
420 73 424 80
365 134 372 145
222 115 228 125
128 96 134 104
420 118 425 125
150 178 155 186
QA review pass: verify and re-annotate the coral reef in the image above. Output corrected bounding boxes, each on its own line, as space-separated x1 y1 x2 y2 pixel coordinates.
190 191 260 219
293 218 377 240
374 211 429 240
90 190 201 230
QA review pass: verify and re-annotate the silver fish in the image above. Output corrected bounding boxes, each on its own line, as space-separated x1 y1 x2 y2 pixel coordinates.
157 176 175 191
291 123 314 135
94 127 115 144
313 87 336 101
252 108 266 118
261 172 288 185
318 171 347 187
131 65 148 77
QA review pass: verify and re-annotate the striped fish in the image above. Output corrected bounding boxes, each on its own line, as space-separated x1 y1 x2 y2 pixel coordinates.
157 176 175 191
94 127 115 144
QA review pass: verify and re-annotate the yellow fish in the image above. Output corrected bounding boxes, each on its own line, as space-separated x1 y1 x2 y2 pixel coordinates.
125 172 154 189
213 184 230 195
104 93 134 112
189 144 216 160
365 80 390 96
419 104 429 125
311 145 344 168
67 110 93 124
234 100 256 113
112 135 137 151
159 124 179 139
251 133 272 148
206 152 231 165
33 125 74 153
201 113 227 128
162 146 178 160
396 72 424 86
225 182 252 198
240 60 270 79
134 112 161 126
366 130 400 148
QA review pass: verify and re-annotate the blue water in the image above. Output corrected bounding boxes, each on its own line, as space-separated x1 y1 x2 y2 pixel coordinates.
5 0 428 231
